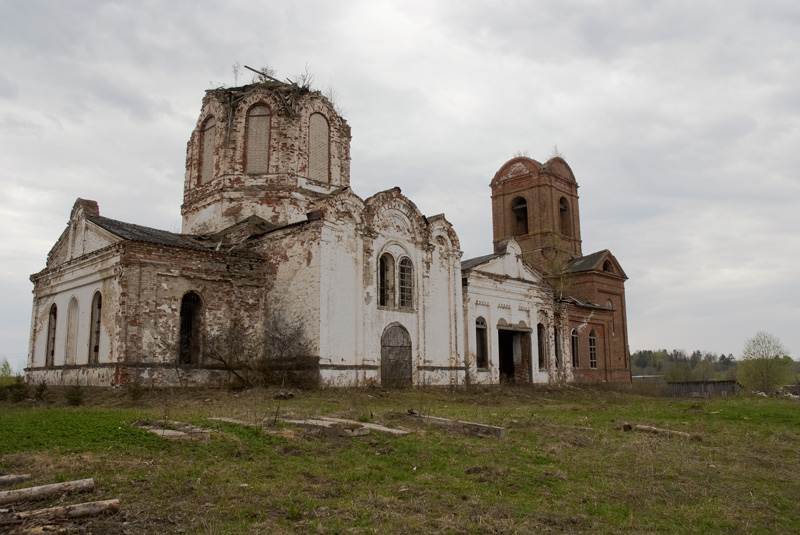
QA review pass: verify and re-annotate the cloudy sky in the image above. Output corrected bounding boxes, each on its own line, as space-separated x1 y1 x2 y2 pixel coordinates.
2 0 798 372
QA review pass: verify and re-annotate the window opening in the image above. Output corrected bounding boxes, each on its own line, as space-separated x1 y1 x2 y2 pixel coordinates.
89 292 102 364
200 116 216 184
536 323 545 370
378 253 395 307
559 197 572 237
476 317 488 369
246 105 270 173
589 330 598 369
603 260 613 273
309 113 330 182
46 304 57 367
398 258 413 308
511 197 528 236
179 292 202 365
571 329 580 368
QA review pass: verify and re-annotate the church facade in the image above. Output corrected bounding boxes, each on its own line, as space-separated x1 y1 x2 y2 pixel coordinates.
26 80 630 387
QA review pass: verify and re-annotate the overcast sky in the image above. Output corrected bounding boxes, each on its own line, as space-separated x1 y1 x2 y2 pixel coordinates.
2 0 798 372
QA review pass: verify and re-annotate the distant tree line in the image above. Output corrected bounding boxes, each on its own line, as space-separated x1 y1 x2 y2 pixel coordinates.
631 349 737 382
633 331 798 392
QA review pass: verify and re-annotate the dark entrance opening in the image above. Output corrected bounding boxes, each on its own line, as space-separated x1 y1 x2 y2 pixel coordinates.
498 329 532 383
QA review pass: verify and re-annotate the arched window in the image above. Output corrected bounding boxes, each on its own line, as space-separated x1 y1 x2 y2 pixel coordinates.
45 304 57 367
398 258 414 308
245 105 270 173
65 297 79 366
179 292 202 365
475 317 488 369
199 116 216 185
511 197 528 236
536 323 546 370
603 260 613 273
308 112 330 183
589 330 598 369
378 253 395 307
559 197 572 237
89 292 102 364
605 299 613 309
571 329 580 368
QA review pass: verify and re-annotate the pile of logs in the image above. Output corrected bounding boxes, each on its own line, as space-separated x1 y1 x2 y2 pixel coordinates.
0 475 119 531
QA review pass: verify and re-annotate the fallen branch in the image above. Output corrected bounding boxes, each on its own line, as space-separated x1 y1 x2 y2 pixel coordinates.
14 499 119 521
0 474 31 487
0 478 94 505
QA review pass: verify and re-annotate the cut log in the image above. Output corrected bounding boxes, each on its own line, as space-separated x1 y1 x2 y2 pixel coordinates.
0 478 94 505
14 499 119 521
0 474 31 487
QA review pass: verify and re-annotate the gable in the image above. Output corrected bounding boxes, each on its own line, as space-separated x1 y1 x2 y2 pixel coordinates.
462 239 544 284
565 250 627 279
46 218 123 269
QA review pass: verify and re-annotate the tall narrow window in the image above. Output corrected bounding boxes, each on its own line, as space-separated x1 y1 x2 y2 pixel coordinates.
246 105 270 173
378 253 395 307
398 258 413 308
589 330 597 369
89 292 102 364
559 197 572 237
65 297 79 366
308 113 330 183
554 326 561 367
179 292 202 365
571 329 580 368
199 116 216 185
536 323 545 369
476 317 488 369
511 197 528 236
45 304 57 367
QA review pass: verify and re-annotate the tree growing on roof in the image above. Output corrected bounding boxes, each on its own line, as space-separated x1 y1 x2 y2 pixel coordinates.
736 331 794 394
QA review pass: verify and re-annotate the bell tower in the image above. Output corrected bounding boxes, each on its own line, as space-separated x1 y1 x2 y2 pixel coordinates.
181 81 351 235
490 156 582 274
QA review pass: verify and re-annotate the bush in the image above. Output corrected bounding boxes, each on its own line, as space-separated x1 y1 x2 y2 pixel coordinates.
34 380 48 402
65 383 85 406
127 379 146 401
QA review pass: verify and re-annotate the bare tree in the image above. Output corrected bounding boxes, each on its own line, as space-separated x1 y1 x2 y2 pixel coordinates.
737 331 794 394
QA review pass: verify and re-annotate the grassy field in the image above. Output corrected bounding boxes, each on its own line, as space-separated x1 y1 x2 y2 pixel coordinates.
1 384 799 534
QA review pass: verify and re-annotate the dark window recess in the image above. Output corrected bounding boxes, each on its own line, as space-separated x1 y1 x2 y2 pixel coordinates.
559 197 572 237
571 329 579 368
511 197 528 235
46 304 57 367
89 293 102 364
537 323 546 369
476 317 488 369
179 292 202 365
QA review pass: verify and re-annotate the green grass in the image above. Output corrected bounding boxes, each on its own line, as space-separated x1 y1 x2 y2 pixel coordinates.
1 386 800 534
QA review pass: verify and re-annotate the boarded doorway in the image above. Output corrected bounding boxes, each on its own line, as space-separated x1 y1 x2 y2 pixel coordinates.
498 328 532 383
381 324 412 388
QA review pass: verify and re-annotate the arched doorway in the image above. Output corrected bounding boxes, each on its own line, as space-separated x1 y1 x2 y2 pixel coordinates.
381 324 412 388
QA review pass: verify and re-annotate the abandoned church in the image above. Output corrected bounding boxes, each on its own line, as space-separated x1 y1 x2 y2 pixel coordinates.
26 79 631 388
